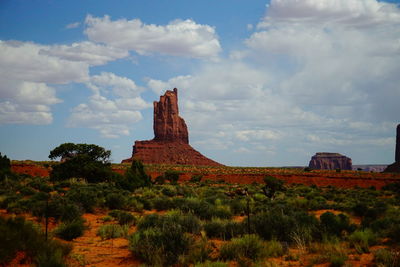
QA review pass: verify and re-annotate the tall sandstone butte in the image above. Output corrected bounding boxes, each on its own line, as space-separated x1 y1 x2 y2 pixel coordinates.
384 123 400 173
309 152 352 170
122 88 222 166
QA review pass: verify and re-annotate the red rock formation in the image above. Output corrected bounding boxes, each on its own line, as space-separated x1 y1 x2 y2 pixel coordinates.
153 88 188 143
122 88 222 166
384 124 400 173
309 152 352 170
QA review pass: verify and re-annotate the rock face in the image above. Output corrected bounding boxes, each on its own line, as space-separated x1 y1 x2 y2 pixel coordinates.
384 124 400 173
309 152 352 170
153 88 189 143
122 88 222 166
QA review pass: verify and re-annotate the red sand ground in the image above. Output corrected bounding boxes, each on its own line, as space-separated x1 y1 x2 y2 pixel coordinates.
10 162 400 189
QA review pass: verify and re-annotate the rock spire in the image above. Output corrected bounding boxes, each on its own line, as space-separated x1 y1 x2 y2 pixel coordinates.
122 88 221 166
153 88 188 143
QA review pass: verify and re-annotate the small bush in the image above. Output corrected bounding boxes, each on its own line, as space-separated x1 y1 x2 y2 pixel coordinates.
190 174 203 183
374 248 399 267
54 218 85 241
129 224 192 266
164 170 181 184
0 216 72 266
108 210 136 225
264 240 284 258
194 261 228 267
219 234 266 262
97 224 129 240
320 212 354 237
203 218 243 240
348 229 377 253
105 193 127 210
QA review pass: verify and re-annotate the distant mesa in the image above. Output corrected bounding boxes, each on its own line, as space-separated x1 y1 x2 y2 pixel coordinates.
384 124 400 173
309 152 352 170
122 88 222 166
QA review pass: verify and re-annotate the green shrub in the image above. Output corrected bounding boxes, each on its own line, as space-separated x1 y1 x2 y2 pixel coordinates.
164 170 181 184
105 193 127 210
179 236 212 266
129 224 192 266
194 261 228 267
219 234 266 262
203 218 244 240
252 208 319 242
0 152 11 181
264 240 284 258
137 212 201 234
54 218 85 241
118 159 152 190
126 197 144 212
320 212 354 237
374 248 399 267
0 216 71 266
152 196 174 211
108 210 136 225
190 174 203 183
66 186 98 212
97 224 129 240
348 229 377 253
161 185 178 197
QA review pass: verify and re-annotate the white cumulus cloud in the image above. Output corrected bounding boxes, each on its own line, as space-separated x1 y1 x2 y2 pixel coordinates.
84 15 221 59
67 72 151 138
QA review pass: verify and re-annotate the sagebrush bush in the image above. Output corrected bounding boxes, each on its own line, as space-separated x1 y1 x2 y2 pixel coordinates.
374 248 399 267
348 229 377 253
97 224 129 240
105 192 127 210
203 218 244 240
54 218 85 241
108 210 136 225
0 216 71 266
129 224 192 266
219 234 267 262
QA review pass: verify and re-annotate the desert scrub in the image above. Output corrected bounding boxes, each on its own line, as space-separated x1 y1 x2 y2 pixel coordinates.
194 261 228 267
374 248 399 267
97 224 129 240
348 229 377 253
108 210 136 225
309 240 348 267
203 218 244 240
219 234 267 262
0 216 72 266
54 218 86 241
137 211 201 234
129 224 192 266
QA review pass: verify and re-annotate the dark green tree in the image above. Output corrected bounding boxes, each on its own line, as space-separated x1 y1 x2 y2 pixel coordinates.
262 175 285 199
0 153 11 181
116 159 152 190
49 143 112 183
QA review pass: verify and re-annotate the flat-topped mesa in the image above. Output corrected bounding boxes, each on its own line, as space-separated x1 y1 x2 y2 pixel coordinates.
153 88 188 143
122 88 222 166
309 152 352 170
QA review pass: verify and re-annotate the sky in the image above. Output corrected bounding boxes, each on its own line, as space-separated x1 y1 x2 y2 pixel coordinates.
0 0 399 167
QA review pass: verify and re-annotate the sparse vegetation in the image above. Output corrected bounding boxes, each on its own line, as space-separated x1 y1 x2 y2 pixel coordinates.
2 158 400 266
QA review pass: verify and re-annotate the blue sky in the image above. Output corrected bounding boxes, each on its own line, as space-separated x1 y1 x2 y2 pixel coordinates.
1 0 399 166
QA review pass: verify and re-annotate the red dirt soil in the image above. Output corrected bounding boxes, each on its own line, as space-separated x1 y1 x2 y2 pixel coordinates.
11 162 400 189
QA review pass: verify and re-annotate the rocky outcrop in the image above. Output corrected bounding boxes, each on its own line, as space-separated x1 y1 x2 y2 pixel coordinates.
384 124 400 173
309 152 352 170
154 88 189 143
122 88 222 166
